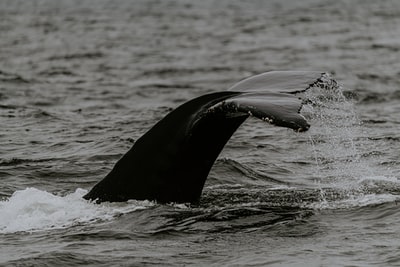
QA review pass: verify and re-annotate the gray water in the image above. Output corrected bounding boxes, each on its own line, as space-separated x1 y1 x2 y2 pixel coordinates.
1 0 400 266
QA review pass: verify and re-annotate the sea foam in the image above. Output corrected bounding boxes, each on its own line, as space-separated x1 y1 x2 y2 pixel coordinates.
0 187 153 234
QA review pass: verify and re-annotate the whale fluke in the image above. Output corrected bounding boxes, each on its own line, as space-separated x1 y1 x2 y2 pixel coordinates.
83 71 326 204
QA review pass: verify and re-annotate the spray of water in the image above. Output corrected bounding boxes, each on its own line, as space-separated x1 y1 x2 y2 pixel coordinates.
303 75 366 181
300 74 400 208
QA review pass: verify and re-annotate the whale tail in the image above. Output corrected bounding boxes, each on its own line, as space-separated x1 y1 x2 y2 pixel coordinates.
84 71 328 204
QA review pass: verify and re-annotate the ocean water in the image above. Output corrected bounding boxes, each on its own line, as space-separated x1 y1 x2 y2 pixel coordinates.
1 0 400 266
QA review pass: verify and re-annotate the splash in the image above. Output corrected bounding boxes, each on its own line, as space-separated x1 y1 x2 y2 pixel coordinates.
302 76 370 183
299 74 400 206
0 187 154 234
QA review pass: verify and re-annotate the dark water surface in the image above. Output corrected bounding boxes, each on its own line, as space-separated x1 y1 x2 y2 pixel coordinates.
1 0 400 266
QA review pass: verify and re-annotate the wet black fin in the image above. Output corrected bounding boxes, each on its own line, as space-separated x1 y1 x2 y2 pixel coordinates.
83 71 326 204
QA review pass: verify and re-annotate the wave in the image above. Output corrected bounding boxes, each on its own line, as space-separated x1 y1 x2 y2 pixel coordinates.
350 72 400 104
1 173 399 235
140 66 233 77
0 69 30 84
0 158 55 167
203 175 400 207
0 188 153 234
47 51 104 61
209 158 287 186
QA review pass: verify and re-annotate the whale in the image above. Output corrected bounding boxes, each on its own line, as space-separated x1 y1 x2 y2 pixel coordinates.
83 71 327 204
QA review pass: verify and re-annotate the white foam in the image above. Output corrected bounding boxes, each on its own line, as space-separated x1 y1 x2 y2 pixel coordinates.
0 187 154 234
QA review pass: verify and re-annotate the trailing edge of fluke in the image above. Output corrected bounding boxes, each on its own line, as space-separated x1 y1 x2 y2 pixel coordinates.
83 71 328 204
